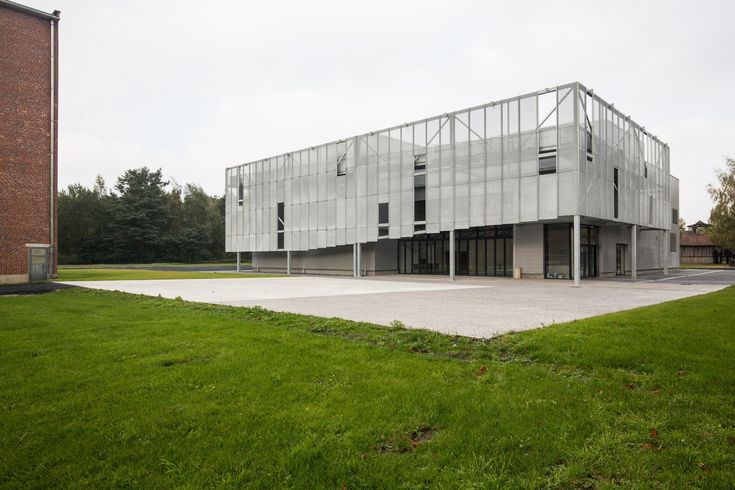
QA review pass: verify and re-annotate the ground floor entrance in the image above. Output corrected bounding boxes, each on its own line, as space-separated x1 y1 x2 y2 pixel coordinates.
544 223 599 279
397 226 513 276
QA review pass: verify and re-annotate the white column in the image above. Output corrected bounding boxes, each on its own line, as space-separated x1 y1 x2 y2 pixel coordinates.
662 230 669 276
356 243 362 278
449 230 455 281
573 215 581 287
286 250 291 275
236 251 241 273
631 225 638 279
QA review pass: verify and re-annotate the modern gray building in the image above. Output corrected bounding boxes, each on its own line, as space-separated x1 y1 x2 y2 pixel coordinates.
225 82 679 284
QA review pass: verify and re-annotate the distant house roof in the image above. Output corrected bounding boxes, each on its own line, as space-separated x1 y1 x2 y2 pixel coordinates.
0 0 60 20
688 220 710 230
681 230 714 247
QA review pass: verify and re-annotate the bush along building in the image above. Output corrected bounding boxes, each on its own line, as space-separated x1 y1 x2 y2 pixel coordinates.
0 0 59 284
225 82 679 285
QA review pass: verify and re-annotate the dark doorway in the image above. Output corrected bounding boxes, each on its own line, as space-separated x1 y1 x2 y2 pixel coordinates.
616 244 627 276
544 223 599 279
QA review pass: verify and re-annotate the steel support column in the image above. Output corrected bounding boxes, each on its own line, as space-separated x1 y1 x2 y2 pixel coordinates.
286 250 291 275
573 215 581 287
236 251 241 273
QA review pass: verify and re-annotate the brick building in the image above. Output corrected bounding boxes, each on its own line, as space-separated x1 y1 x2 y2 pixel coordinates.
0 0 59 284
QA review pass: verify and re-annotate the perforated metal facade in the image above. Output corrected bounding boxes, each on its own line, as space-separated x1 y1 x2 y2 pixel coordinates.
225 82 672 254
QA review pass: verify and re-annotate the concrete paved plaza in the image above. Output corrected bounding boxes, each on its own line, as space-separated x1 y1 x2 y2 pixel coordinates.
61 269 734 338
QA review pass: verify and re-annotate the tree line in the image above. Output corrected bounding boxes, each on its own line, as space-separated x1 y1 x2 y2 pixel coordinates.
59 167 231 264
708 157 735 255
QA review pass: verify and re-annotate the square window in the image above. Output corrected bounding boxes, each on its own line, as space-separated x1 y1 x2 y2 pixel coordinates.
539 155 556 175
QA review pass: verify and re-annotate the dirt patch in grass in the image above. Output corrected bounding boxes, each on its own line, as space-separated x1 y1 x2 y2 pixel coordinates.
377 426 437 454
156 357 208 368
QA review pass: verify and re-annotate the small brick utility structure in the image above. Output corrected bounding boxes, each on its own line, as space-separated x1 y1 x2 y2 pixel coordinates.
0 1 59 284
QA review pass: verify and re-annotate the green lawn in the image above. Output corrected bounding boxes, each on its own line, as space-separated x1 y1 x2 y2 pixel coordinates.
55 268 276 281
1 288 734 487
680 263 734 269
60 261 246 269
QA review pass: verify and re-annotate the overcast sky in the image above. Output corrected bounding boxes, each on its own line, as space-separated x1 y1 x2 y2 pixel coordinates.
30 0 735 223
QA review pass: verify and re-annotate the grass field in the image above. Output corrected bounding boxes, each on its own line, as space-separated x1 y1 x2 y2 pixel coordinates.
1 288 734 487
55 268 275 281
59 261 246 269
680 263 734 269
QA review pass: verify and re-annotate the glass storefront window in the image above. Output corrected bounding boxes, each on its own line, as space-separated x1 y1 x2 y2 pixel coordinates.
397 226 513 276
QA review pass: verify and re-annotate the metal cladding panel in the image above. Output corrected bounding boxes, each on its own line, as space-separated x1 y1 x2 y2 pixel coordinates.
538 174 558 220
470 182 484 227
520 175 538 222
485 180 502 224
558 171 576 216
426 186 440 233
225 82 673 252
454 183 469 230
502 178 519 223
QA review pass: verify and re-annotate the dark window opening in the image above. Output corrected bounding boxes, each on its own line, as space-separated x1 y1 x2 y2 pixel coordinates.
539 145 557 175
414 199 426 222
413 153 426 171
414 174 426 222
644 164 648 178
276 202 285 249
378 201 389 238
336 151 347 176
613 167 619 219
539 155 557 175
585 131 593 154
277 202 284 231
238 181 244 205
414 224 426 232
378 202 389 225
670 233 677 253
672 208 678 225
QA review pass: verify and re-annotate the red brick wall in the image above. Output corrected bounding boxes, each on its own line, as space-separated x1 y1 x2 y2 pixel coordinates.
0 5 58 281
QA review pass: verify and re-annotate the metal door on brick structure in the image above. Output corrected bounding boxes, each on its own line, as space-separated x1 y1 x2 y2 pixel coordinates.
28 247 49 282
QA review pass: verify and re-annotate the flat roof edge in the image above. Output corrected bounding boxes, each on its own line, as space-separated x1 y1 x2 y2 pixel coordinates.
0 0 59 20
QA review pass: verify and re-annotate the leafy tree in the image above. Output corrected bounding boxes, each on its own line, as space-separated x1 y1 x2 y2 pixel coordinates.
58 176 113 264
106 167 172 263
58 168 231 264
707 158 735 251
